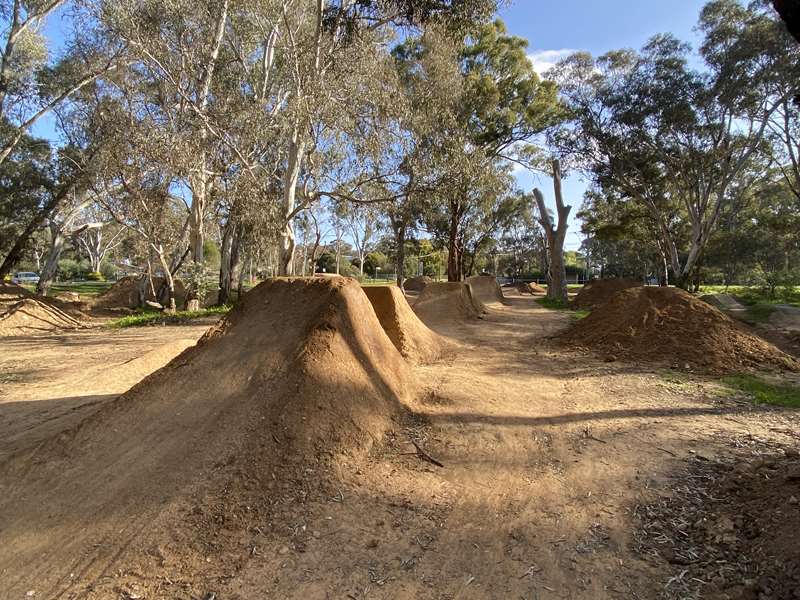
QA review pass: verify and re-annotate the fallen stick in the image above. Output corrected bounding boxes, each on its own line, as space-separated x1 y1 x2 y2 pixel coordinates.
409 438 444 468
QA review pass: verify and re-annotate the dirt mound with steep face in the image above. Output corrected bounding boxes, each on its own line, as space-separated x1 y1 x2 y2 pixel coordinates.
403 275 432 292
363 285 447 363
559 286 798 373
412 282 485 326
571 278 642 309
0 277 414 597
466 275 509 305
94 276 187 309
516 281 547 295
0 282 86 336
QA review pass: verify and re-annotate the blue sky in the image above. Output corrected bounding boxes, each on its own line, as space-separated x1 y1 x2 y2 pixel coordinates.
33 0 712 252
500 0 709 249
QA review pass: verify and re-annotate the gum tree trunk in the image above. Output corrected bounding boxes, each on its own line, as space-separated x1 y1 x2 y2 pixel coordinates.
534 159 571 304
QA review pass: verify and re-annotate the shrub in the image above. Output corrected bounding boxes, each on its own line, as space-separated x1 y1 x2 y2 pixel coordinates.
85 271 105 281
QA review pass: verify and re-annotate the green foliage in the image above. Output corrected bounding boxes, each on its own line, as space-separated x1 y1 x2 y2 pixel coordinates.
107 306 230 329
722 375 800 408
99 261 117 280
57 258 89 281
85 271 105 281
535 296 589 319
203 239 221 270
460 20 564 148
362 251 389 276
535 297 569 310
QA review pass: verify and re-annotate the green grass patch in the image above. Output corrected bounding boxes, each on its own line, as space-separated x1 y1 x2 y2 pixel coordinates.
535 297 589 319
535 297 569 310
721 374 800 408
742 302 776 323
107 306 230 329
699 284 800 308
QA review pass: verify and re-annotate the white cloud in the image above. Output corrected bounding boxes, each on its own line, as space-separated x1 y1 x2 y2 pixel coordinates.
527 49 578 77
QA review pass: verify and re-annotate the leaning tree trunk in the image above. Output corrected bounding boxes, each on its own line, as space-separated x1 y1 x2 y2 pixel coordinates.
36 222 67 296
155 245 177 312
534 159 572 304
0 185 69 279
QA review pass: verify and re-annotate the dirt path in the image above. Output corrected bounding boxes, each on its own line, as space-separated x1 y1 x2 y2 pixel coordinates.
220 296 800 600
1 297 798 599
0 323 212 461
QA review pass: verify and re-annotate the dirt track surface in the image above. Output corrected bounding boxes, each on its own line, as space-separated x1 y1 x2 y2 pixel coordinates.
1 293 798 599
0 324 211 461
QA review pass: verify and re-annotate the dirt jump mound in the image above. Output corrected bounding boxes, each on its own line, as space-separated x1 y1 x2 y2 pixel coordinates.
559 286 798 373
514 281 547 295
0 282 85 336
571 278 642 309
363 285 447 363
0 277 414 597
403 275 432 292
94 275 187 309
412 281 485 326
466 275 510 305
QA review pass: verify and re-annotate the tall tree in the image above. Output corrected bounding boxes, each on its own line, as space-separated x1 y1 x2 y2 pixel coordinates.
533 159 571 302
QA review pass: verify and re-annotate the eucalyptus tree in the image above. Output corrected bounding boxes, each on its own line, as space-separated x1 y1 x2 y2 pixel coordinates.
419 19 562 281
552 1 798 288
533 159 571 302
0 0 121 166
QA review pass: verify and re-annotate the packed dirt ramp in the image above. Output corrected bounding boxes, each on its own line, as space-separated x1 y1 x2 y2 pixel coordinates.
411 281 485 326
93 275 187 310
0 277 415 598
402 275 432 292
0 282 87 336
362 284 448 363
559 286 799 373
571 277 643 309
466 275 510 305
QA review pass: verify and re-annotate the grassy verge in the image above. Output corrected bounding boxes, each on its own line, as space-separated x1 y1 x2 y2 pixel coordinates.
535 297 590 319
721 374 800 408
699 284 800 308
742 303 777 324
107 306 230 329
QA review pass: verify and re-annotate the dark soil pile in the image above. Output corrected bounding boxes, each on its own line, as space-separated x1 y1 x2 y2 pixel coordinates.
559 286 798 373
571 278 642 309
403 276 432 292
412 281 484 326
634 446 800 600
466 275 509 305
0 282 86 336
0 277 414 597
93 276 187 309
363 285 447 363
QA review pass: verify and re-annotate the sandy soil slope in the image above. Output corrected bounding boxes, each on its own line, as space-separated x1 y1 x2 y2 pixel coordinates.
0 292 797 600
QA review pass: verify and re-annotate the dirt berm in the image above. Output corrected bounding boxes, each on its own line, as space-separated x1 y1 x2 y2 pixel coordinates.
571 278 642 309
412 281 485 326
0 277 415 598
403 275 432 292
559 286 799 373
0 282 86 336
93 275 187 309
466 275 510 306
363 285 447 363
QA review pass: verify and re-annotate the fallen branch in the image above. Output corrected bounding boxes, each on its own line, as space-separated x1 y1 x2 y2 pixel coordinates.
409 438 444 468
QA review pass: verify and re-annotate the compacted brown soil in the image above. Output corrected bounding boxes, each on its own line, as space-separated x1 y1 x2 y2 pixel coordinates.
0 282 798 600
